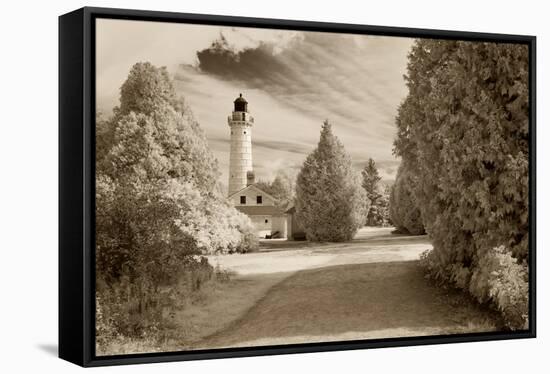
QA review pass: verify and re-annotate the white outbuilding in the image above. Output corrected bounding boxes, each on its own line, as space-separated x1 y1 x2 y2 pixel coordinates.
229 184 288 239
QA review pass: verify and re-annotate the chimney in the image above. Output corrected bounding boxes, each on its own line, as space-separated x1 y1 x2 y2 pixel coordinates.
247 171 255 186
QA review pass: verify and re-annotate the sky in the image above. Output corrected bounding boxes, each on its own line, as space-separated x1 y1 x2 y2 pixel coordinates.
96 19 414 187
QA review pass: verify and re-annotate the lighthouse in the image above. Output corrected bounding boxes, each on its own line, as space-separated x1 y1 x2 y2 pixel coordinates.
227 93 254 196
226 94 290 239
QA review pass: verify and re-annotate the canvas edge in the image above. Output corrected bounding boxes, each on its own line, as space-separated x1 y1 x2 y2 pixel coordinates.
59 7 86 367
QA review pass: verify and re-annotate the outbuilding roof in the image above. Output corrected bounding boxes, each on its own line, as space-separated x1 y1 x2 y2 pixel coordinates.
236 205 285 216
228 184 278 202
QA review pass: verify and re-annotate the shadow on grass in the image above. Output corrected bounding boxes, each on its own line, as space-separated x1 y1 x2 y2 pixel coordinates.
195 261 502 349
259 227 431 253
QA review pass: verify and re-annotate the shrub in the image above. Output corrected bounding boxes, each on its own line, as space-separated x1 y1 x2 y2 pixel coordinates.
236 228 260 253
469 246 529 330
421 245 528 330
96 255 215 354
214 263 234 283
226 203 259 253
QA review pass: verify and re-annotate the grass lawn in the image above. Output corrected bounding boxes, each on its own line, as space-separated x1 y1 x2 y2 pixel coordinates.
195 260 501 349
163 271 290 350
98 271 290 355
101 227 502 354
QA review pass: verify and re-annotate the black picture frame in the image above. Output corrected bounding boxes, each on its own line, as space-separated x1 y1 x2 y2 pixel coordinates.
59 6 536 367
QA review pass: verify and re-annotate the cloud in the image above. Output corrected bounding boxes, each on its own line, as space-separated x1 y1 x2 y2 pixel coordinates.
96 20 411 190
195 31 412 128
251 139 314 155
219 27 304 54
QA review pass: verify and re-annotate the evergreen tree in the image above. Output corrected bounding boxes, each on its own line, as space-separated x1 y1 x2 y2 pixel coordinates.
394 40 529 328
379 184 392 226
388 163 425 235
295 121 369 241
361 158 383 226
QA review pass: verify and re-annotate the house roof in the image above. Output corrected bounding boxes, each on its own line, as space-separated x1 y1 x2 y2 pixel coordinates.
236 205 285 216
228 184 277 202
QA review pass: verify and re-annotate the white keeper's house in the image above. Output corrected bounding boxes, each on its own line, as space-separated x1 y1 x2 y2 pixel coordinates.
226 93 292 239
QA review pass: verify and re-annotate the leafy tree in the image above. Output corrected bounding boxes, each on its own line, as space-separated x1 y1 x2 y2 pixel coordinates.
361 158 385 226
97 63 217 287
95 62 258 345
118 62 186 116
255 169 296 208
295 120 369 241
96 111 113 163
254 180 272 193
394 40 529 328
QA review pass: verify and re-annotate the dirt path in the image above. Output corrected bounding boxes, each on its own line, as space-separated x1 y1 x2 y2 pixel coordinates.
196 227 499 349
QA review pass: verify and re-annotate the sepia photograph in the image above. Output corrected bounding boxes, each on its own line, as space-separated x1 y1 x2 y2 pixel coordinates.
94 17 531 356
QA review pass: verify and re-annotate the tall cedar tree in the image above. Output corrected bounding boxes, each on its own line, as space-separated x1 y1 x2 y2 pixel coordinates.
361 158 384 226
379 184 392 226
389 163 425 235
394 40 529 328
295 121 369 241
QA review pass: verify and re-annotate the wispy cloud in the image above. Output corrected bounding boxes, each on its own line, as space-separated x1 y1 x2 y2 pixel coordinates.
195 32 411 128
96 19 412 187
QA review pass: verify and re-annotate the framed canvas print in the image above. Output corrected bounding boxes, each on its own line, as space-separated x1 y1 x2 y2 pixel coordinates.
59 6 536 367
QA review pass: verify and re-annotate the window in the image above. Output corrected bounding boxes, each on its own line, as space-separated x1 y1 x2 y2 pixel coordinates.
240 196 246 204
244 131 247 134
257 195 262 204
265 219 269 224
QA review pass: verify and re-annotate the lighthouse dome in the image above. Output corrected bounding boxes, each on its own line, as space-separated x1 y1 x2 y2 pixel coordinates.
234 93 248 112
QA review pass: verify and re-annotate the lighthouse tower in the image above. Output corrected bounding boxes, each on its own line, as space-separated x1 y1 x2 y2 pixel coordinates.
228 94 254 196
